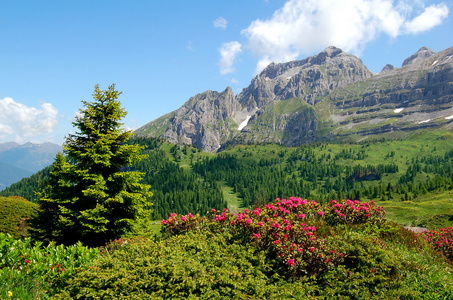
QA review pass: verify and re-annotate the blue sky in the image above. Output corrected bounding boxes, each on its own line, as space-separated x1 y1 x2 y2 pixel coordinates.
0 0 451 145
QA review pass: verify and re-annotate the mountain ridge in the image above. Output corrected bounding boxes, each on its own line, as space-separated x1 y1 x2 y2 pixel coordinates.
0 142 62 190
135 45 453 152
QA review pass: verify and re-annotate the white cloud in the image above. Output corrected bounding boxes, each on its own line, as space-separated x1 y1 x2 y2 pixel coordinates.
239 0 449 73
0 97 59 142
218 41 242 74
404 4 449 34
231 78 239 84
213 17 228 29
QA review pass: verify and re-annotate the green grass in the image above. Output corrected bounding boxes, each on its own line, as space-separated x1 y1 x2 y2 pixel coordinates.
220 181 242 212
378 190 453 228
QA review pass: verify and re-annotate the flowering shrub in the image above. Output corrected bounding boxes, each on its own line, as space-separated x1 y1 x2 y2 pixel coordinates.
421 227 453 261
162 197 345 276
324 199 386 225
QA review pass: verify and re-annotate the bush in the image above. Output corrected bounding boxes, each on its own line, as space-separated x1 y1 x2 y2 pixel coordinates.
0 196 38 237
324 199 386 226
421 227 453 261
162 197 344 277
54 231 322 299
0 233 100 298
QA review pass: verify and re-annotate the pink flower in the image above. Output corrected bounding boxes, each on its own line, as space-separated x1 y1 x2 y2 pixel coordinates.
299 213 306 219
245 218 252 225
211 208 216 213
258 222 264 227
181 215 187 221
254 233 261 239
274 240 281 245
287 259 295 266
188 213 194 218
318 211 324 216
339 213 345 217
25 260 31 264
161 219 167 225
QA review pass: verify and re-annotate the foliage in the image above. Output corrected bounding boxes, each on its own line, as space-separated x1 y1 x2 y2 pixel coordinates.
53 197 453 299
324 199 386 225
54 232 291 299
129 137 227 220
0 233 99 299
0 167 51 202
31 84 152 246
162 197 391 277
4 132 453 228
421 227 453 261
0 196 38 238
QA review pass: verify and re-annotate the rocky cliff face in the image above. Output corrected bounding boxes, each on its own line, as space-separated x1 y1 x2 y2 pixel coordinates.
135 46 453 152
238 46 373 109
136 87 240 152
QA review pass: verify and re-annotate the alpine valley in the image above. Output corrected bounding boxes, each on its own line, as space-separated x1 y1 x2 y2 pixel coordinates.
135 46 453 152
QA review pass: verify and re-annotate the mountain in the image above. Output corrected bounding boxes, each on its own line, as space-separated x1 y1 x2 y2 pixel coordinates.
0 142 62 190
135 46 453 152
0 161 32 190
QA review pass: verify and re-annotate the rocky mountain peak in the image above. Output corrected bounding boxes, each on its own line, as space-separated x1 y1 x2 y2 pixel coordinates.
380 64 395 74
402 46 436 67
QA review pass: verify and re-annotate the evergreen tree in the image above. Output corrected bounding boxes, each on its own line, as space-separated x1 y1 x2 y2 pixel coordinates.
32 84 152 246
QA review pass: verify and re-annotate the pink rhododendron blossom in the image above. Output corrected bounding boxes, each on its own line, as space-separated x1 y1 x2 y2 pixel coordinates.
181 216 187 221
287 259 295 266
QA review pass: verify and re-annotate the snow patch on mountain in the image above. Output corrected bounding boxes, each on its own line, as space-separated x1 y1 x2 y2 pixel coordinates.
238 115 252 130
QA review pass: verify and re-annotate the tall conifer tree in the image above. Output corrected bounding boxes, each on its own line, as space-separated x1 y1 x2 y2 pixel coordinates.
32 84 152 246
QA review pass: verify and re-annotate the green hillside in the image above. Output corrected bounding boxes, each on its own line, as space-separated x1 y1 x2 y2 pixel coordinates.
2 130 453 229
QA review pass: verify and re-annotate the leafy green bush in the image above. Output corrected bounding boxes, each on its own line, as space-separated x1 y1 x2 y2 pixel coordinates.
0 233 100 298
54 232 319 299
0 196 38 237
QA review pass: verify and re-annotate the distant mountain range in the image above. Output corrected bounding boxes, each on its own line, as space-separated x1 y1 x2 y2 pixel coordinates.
135 46 453 152
0 142 62 190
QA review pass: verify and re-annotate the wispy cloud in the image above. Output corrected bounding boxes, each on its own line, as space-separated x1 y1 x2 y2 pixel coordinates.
404 4 449 34
218 41 242 75
0 97 59 143
239 0 449 74
213 17 228 29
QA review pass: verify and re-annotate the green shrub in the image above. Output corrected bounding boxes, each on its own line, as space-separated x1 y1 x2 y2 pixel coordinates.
0 233 100 298
54 231 322 299
0 196 38 237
